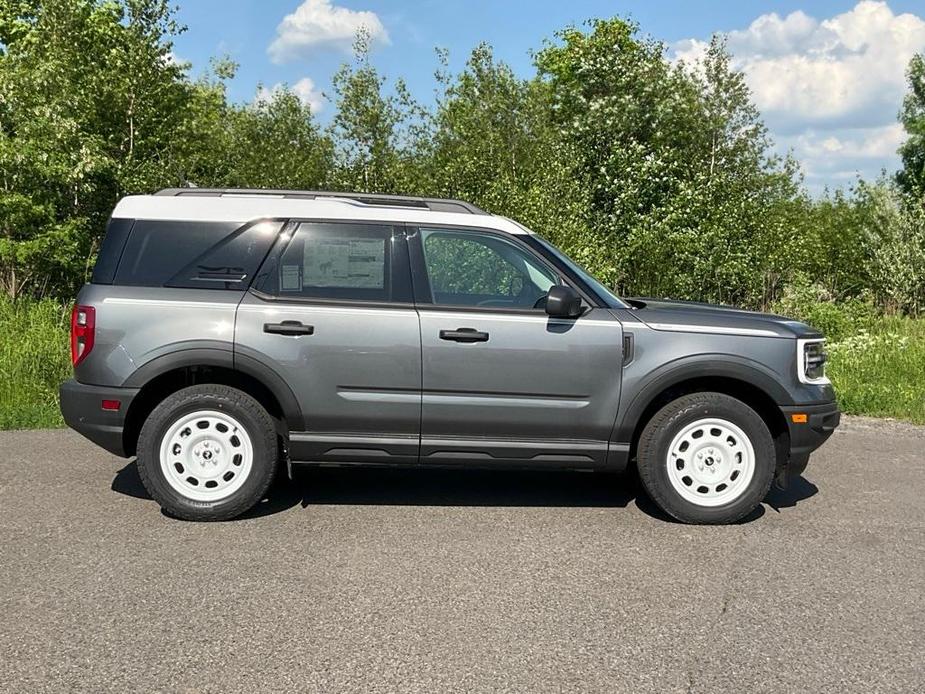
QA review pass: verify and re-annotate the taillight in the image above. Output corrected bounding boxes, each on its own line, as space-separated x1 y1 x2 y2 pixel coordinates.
70 305 96 367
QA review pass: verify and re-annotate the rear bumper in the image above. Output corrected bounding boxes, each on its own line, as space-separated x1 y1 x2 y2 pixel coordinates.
780 401 841 477
59 379 139 457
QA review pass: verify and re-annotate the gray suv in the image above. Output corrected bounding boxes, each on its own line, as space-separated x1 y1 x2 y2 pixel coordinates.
60 188 840 524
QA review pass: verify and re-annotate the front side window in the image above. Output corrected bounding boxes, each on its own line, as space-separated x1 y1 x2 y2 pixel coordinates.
420 228 558 309
255 222 393 302
528 235 628 309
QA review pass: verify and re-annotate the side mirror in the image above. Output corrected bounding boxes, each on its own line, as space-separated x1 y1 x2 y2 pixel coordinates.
545 285 582 318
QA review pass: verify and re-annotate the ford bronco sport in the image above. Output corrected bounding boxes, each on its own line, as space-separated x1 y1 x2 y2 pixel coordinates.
60 188 840 523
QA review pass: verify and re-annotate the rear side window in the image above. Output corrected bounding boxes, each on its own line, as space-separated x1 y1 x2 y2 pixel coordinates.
254 222 399 303
166 220 282 290
113 220 277 289
91 218 134 284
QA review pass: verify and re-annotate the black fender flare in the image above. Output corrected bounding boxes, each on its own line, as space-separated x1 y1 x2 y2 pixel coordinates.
122 343 303 431
613 354 793 443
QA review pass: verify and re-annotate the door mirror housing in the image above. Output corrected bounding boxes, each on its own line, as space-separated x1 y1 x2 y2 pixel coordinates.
545 285 582 318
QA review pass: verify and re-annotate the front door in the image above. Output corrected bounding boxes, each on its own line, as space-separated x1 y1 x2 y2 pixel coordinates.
410 226 624 467
235 220 421 464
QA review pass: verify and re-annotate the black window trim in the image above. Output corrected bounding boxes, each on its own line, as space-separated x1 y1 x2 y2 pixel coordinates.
248 287 415 310
248 217 414 309
404 222 600 314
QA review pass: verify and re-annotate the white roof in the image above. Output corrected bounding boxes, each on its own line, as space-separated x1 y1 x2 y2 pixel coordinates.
112 194 532 235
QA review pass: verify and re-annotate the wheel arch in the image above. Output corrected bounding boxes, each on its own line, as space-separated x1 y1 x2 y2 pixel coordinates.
617 357 792 468
121 348 302 456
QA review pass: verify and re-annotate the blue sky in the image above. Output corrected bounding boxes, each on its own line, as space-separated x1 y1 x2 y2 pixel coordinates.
171 1 925 193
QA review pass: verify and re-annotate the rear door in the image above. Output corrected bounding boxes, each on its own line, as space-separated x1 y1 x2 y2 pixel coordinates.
235 220 421 464
410 226 624 467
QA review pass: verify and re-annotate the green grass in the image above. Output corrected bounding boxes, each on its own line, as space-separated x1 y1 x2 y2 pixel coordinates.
0 298 71 429
0 297 923 429
827 315 925 424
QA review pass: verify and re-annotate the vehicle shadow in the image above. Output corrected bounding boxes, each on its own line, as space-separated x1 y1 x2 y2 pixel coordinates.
764 475 819 512
111 461 818 523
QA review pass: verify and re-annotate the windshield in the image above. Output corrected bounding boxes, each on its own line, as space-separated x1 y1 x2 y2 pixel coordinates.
530 235 628 309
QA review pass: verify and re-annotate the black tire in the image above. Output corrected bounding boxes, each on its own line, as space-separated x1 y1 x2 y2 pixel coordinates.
136 385 278 521
637 392 775 524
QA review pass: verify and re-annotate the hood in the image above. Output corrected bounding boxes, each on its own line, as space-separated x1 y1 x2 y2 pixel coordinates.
624 298 822 339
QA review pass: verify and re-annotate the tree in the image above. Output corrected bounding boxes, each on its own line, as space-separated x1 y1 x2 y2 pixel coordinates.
423 44 592 269
220 89 334 190
898 53 925 198
535 22 803 306
798 187 875 299
424 44 541 204
852 181 925 315
328 30 421 193
0 0 193 297
0 4 915 317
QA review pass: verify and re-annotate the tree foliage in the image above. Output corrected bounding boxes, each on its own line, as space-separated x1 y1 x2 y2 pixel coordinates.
0 0 336 298
898 53 925 197
0 0 195 296
1 1 923 317
328 30 422 194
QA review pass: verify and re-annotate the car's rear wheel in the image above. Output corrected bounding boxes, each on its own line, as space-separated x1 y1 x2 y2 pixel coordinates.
136 385 277 521
637 392 775 524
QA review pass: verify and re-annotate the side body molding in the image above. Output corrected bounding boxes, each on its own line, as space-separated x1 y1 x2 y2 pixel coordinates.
612 354 794 444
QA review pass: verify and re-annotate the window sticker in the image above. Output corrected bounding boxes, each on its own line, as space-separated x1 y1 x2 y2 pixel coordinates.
281 264 302 291
304 237 385 288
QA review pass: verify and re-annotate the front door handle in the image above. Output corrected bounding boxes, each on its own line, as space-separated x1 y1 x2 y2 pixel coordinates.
440 327 489 343
264 320 314 336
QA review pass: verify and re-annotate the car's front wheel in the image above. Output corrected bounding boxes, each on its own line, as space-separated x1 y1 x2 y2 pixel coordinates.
637 392 775 524
136 385 278 521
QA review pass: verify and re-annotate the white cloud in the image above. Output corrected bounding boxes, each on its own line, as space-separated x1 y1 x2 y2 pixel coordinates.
797 124 906 160
268 0 389 64
778 123 906 189
162 51 187 68
674 1 925 191
256 77 325 113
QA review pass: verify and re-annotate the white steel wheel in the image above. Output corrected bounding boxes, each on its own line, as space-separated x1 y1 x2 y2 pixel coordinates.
158 410 254 502
665 417 756 507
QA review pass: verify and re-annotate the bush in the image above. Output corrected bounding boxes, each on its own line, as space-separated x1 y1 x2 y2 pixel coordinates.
866 187 925 315
770 276 877 341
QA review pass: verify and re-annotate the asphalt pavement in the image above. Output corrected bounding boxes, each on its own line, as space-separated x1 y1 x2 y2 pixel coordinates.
0 417 923 693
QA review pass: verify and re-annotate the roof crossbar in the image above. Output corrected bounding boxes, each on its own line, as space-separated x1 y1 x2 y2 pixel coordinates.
154 188 487 215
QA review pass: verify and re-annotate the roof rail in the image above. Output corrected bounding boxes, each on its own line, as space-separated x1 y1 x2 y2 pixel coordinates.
154 188 487 215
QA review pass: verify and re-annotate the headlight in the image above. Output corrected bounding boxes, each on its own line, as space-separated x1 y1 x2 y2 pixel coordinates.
797 338 829 385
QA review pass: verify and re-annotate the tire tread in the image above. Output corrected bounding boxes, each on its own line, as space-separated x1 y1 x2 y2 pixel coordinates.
637 392 775 524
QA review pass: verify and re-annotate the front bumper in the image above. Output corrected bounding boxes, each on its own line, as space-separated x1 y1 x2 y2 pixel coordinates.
780 400 841 477
59 379 139 457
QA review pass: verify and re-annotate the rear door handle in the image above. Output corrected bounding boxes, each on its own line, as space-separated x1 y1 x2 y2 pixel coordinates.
440 328 489 343
264 320 314 336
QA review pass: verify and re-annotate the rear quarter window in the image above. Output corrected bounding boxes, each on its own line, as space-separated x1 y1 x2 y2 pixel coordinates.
112 220 278 289
91 218 134 285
